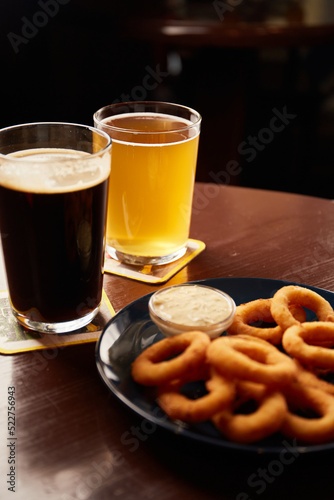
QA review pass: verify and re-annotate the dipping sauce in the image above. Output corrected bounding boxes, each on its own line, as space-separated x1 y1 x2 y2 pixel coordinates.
148 284 236 338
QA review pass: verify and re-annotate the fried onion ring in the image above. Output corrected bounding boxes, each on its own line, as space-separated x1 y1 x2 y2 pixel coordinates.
293 359 334 396
212 384 287 443
207 334 297 387
131 284 334 445
157 368 235 422
271 285 334 331
131 330 210 386
282 322 334 370
227 298 306 345
281 382 334 443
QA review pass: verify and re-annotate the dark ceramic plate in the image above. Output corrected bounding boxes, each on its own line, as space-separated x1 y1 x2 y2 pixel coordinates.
96 277 334 454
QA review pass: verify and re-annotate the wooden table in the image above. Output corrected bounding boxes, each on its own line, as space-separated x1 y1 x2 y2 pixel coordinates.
1 183 334 500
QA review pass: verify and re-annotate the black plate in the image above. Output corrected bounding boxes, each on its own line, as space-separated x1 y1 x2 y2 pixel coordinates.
96 277 334 454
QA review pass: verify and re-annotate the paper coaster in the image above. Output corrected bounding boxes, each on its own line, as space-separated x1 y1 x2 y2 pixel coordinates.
0 290 115 354
104 239 206 284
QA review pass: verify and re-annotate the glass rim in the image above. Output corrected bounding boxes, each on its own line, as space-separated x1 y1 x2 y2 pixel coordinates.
93 101 202 135
0 121 112 162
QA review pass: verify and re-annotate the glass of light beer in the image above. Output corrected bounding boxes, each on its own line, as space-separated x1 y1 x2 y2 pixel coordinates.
94 101 201 266
0 122 111 334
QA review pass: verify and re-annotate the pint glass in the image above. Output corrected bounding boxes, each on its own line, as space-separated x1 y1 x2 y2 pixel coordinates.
94 102 201 266
0 122 111 333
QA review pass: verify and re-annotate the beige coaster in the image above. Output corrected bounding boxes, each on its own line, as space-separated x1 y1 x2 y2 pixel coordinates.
0 290 115 354
104 239 206 284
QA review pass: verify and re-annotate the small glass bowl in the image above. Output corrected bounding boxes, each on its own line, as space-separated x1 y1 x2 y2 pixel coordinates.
148 284 236 338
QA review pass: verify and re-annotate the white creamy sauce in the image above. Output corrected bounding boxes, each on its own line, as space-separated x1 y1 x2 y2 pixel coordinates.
151 285 232 326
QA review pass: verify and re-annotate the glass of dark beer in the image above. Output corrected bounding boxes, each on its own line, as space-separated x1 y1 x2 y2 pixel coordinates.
0 122 111 334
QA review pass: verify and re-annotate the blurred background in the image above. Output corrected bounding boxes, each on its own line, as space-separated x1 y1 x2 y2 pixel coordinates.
1 0 334 198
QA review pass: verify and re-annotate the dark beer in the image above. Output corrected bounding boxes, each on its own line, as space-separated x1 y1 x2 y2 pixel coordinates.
0 148 110 329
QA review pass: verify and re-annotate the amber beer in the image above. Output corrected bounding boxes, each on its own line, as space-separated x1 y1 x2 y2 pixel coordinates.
94 102 201 266
0 123 111 333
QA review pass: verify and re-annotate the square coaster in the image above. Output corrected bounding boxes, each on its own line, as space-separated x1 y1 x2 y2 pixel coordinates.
104 239 206 284
0 290 115 354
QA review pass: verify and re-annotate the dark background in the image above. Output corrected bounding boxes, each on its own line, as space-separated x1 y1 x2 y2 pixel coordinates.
1 0 334 198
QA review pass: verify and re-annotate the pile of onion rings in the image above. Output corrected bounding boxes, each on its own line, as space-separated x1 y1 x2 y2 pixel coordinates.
131 285 334 444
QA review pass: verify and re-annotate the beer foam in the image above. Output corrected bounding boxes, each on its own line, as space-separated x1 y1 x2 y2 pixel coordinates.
101 112 200 146
103 112 194 129
0 148 110 193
